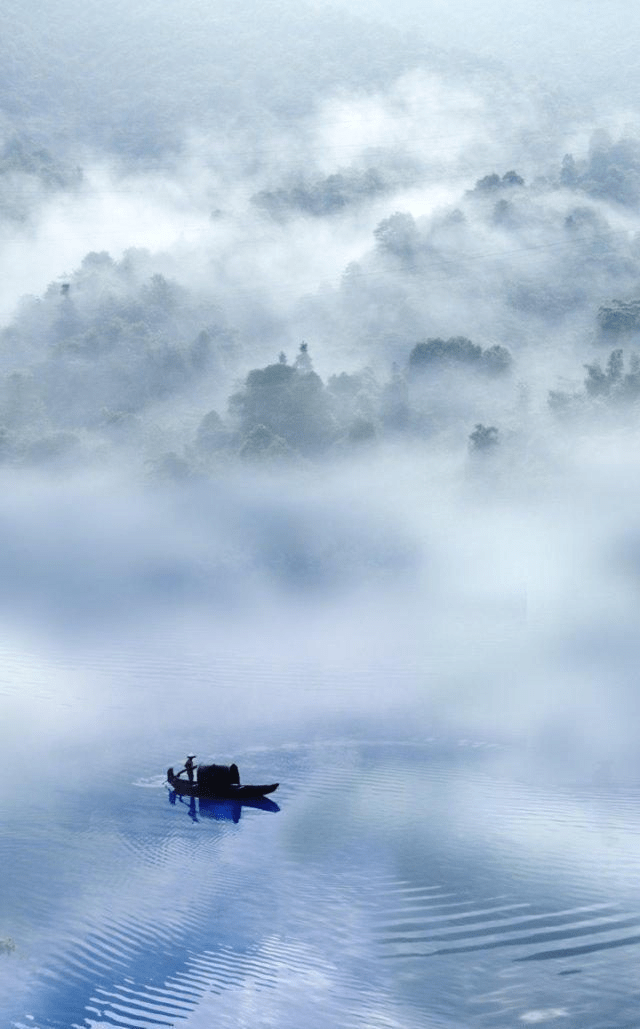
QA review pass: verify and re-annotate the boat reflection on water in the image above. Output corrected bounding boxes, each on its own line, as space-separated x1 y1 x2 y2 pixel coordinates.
168 789 280 823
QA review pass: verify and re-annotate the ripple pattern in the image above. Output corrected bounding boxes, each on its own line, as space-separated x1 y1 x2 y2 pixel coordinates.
375 885 640 966
10 734 640 1029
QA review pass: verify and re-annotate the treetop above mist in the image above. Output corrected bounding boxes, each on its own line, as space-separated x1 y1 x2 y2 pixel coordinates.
597 299 640 337
549 348 640 415
0 135 82 220
560 133 640 208
0 249 234 439
469 170 525 195
2 40 640 486
0 230 520 474
408 337 512 375
252 158 424 221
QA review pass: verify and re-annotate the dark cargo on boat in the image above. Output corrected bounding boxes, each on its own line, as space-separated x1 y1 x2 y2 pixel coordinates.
198 762 240 791
166 759 278 799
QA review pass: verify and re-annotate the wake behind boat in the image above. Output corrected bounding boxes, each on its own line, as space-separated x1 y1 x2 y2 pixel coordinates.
167 758 278 800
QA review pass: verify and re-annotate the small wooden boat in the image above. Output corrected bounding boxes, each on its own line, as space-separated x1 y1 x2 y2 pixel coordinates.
167 763 278 800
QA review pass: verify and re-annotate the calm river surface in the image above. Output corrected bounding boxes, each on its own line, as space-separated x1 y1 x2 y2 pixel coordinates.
2 632 640 1029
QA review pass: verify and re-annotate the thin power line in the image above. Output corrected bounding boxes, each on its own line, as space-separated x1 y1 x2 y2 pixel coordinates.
187 228 636 305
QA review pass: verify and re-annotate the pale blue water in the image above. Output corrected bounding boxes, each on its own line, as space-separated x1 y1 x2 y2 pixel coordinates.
3 638 640 1029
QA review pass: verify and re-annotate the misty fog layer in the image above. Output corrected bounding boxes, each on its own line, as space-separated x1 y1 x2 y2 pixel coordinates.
2 0 640 766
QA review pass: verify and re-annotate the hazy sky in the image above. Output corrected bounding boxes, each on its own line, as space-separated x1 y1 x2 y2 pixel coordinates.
326 0 638 105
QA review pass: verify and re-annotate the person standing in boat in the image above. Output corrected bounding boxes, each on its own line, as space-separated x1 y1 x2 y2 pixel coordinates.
179 753 197 783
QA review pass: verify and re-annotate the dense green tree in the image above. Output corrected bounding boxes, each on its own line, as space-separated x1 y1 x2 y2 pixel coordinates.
374 212 420 261
471 170 524 193
194 410 227 455
238 424 291 461
147 451 192 482
346 417 377 445
559 133 640 207
549 349 640 412
597 299 640 336
229 346 336 455
408 337 512 375
469 424 500 450
379 364 409 431
252 167 395 220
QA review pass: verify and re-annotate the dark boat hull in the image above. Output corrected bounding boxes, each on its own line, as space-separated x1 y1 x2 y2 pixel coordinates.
167 772 278 799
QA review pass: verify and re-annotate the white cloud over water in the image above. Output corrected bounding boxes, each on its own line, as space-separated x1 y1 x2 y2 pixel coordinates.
0 0 640 815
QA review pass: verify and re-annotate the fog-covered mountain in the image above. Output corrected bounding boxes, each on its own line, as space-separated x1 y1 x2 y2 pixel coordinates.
1 0 640 759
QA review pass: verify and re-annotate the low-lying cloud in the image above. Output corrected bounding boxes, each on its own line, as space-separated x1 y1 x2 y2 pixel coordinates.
0 0 639 780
